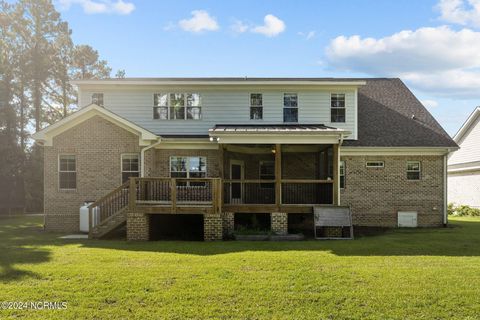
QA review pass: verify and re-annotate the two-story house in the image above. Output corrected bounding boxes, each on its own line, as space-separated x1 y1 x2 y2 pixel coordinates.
32 78 458 240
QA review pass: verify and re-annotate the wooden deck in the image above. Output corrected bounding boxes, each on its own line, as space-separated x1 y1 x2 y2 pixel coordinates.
87 176 337 237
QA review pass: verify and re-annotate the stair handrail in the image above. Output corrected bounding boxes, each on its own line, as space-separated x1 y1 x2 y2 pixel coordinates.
88 180 130 234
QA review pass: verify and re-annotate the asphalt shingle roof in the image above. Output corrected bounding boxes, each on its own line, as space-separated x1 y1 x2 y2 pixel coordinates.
342 78 457 148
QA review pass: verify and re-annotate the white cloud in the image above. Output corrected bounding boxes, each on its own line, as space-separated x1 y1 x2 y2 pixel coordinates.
179 10 219 33
111 0 134 14
251 14 285 37
298 31 316 40
325 25 480 97
420 99 439 109
438 0 480 27
231 20 249 33
57 0 135 15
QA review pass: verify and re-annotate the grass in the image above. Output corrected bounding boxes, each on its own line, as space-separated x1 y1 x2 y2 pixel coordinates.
1 216 480 319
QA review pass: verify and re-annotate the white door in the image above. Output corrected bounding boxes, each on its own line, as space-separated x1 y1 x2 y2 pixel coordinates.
230 160 244 204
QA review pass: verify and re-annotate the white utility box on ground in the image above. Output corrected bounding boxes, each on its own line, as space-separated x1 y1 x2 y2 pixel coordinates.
79 202 99 233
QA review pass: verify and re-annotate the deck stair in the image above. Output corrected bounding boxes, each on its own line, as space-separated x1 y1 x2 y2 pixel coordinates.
88 181 130 239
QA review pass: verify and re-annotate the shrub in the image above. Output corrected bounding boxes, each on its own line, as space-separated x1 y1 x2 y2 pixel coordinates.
448 203 480 216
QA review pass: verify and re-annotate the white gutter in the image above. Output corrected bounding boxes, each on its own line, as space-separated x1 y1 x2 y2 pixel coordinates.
71 80 367 86
337 134 344 206
448 166 480 173
140 138 162 177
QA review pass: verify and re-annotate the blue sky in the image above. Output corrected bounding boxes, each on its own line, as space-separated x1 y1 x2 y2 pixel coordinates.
56 0 480 136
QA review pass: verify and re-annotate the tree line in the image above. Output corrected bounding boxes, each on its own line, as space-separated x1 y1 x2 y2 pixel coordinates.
0 0 121 213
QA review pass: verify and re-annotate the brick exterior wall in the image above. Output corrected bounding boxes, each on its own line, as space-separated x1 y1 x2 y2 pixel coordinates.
44 116 141 232
204 213 223 241
271 212 288 235
340 155 445 227
43 119 446 236
127 212 150 240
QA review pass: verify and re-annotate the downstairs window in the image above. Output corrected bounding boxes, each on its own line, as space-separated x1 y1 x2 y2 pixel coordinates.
122 154 140 183
59 155 76 190
170 156 207 186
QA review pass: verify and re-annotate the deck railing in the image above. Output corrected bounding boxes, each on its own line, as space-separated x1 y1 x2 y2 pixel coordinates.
89 177 334 230
130 177 222 214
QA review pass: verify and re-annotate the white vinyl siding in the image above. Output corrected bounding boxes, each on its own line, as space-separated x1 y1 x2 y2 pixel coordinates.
449 115 480 165
78 87 357 139
448 171 480 208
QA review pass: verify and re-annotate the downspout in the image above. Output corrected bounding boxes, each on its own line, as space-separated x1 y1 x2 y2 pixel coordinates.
443 153 448 227
337 134 344 206
140 138 162 177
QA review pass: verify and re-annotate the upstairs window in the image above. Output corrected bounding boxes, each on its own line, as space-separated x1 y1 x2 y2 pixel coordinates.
153 93 168 120
170 156 207 186
59 155 76 190
170 93 185 119
331 93 345 123
121 154 140 183
283 93 298 123
153 93 202 120
250 93 263 120
340 161 346 189
407 161 421 180
259 161 275 189
92 93 104 107
186 93 202 120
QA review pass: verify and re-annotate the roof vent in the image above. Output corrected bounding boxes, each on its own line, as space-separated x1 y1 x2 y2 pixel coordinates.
411 114 416 120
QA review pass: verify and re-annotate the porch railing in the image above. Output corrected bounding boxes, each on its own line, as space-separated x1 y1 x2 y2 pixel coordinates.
281 179 333 205
223 179 334 205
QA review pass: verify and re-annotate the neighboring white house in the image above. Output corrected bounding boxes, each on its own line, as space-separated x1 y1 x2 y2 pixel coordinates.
448 107 480 208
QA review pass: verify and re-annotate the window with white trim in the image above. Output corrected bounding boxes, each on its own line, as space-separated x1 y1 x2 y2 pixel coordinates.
121 154 140 183
331 93 345 123
59 155 76 190
406 161 421 180
92 93 104 107
259 161 275 189
366 161 384 168
250 93 263 120
283 93 298 122
153 93 202 120
170 156 207 186
340 160 345 189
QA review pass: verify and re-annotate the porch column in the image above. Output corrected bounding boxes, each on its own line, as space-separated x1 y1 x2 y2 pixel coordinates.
271 212 288 235
222 212 235 237
275 144 282 210
332 144 339 205
127 212 150 241
204 213 223 241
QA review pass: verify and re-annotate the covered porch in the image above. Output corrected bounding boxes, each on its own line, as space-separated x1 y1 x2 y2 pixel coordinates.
211 124 349 213
221 143 338 213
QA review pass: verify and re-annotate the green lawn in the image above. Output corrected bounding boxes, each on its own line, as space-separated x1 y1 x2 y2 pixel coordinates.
1 216 480 319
